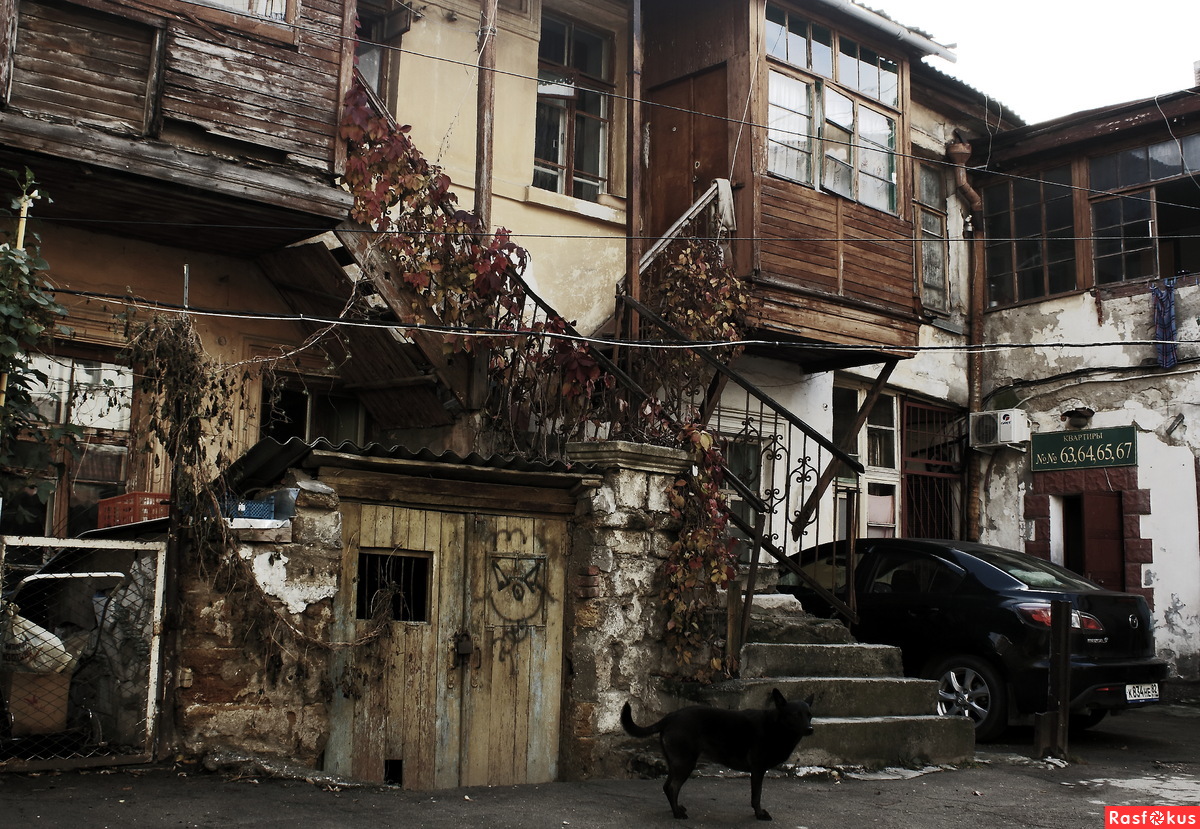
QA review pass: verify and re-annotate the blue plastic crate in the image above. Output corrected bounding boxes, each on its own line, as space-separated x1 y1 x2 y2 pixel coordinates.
221 497 275 520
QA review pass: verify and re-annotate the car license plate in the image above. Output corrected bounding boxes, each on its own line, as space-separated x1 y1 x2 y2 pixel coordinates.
1126 683 1159 702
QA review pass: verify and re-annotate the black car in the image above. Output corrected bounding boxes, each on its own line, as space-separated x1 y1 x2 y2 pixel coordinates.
778 538 1170 741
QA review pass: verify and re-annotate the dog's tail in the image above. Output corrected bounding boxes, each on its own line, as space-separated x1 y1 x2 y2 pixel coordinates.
620 702 663 738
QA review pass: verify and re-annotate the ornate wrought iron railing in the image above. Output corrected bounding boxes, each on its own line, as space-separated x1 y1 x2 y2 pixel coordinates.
468 181 864 623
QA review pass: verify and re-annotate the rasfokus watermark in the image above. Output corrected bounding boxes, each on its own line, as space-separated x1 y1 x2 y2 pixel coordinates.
1106 807 1200 826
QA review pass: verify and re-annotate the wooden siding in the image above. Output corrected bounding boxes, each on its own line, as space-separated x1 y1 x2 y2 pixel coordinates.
159 0 345 169
0 0 354 254
755 175 920 349
9 1 159 135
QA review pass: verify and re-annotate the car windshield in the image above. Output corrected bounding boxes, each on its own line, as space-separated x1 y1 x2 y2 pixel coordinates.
965 546 1099 591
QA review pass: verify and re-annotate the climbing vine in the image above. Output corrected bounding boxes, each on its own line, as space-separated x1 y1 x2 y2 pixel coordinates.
125 313 243 564
340 79 751 682
646 235 750 681
662 424 741 681
338 80 608 441
0 169 78 523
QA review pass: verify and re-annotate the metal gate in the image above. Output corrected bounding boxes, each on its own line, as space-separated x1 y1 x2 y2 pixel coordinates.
0 535 166 771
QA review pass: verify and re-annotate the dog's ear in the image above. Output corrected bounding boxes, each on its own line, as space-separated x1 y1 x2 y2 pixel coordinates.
771 688 787 707
805 694 815 708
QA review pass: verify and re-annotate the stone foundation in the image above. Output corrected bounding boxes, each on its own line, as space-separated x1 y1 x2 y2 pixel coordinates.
561 441 689 780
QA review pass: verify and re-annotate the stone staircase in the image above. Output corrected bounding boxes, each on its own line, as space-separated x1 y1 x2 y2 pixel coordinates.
686 595 974 769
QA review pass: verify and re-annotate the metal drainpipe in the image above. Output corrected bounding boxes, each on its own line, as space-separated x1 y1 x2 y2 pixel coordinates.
947 140 986 541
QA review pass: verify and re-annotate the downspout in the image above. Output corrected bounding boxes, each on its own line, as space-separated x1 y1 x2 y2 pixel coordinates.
947 139 985 541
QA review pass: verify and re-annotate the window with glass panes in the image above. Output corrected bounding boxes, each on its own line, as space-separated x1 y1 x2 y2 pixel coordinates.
915 163 949 312
534 15 613 203
833 385 900 538
982 165 1076 306
765 4 899 213
8 354 135 537
1089 132 1200 284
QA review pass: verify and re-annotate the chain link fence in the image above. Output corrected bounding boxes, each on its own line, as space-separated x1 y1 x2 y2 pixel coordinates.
0 536 165 770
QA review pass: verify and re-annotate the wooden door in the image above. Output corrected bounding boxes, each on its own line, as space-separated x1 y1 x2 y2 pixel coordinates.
326 504 566 789
646 65 729 238
459 513 566 787
1079 492 1125 590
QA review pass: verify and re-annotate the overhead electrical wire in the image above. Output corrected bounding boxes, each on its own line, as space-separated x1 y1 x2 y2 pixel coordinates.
112 0 1200 215
53 286 1200 358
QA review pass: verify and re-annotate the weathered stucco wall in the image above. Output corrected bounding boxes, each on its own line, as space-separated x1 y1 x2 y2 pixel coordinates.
175 474 343 765
393 0 630 336
980 286 1200 679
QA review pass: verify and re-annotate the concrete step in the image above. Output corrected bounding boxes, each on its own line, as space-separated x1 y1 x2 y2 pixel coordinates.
740 642 904 678
792 715 974 768
695 676 939 719
736 594 854 645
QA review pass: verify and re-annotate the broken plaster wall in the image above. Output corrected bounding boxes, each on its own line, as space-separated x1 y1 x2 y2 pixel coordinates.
980 286 1200 680
560 441 689 780
175 473 342 764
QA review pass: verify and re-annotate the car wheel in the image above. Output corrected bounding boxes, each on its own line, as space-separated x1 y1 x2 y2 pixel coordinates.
927 655 1008 742
1069 710 1108 731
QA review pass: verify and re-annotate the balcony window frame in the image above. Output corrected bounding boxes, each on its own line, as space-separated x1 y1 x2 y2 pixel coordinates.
148 0 300 44
1086 131 1200 286
764 4 901 215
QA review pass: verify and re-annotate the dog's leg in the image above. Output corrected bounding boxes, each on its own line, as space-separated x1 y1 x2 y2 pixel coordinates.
662 753 697 819
750 767 771 821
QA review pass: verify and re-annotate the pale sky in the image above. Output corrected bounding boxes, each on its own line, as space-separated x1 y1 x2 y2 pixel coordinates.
868 0 1200 124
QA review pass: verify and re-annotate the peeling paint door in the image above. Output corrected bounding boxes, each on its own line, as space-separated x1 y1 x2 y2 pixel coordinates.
326 503 565 789
457 513 566 787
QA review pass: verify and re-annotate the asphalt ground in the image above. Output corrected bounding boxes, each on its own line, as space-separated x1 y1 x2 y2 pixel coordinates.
2 702 1199 829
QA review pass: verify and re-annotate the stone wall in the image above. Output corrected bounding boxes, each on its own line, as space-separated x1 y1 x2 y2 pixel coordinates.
174 472 342 765
172 445 697 780
560 441 689 780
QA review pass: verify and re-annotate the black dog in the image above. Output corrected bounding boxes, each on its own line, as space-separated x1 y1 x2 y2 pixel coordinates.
621 689 815 821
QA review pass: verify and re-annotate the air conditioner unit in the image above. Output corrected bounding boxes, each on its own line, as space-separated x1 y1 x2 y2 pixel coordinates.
969 409 1031 449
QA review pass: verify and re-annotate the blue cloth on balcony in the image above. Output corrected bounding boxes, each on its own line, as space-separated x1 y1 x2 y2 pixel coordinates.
1151 282 1179 369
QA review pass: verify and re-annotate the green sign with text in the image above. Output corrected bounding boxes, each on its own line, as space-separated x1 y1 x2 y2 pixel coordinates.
1030 426 1137 472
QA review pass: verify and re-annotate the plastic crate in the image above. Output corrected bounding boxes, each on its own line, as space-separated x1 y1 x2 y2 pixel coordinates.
97 492 170 528
221 497 275 520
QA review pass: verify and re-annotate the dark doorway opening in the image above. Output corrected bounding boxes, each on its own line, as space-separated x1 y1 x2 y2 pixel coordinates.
1060 492 1125 590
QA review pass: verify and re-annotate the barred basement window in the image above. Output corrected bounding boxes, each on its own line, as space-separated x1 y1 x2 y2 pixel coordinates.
356 552 431 622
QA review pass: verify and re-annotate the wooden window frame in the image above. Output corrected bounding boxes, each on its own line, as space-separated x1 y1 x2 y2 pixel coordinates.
915 162 949 314
764 4 902 215
982 164 1077 307
533 12 615 203
134 0 301 45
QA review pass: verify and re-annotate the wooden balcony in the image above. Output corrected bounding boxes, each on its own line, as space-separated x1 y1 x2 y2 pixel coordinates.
749 175 921 371
0 0 353 255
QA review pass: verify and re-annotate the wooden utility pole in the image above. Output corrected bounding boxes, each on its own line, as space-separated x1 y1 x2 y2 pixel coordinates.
625 0 644 304
475 0 500 233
